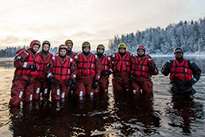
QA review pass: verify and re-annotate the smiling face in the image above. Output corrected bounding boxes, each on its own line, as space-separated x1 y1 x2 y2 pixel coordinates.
83 47 90 53
43 44 50 52
66 43 72 51
174 52 183 59
33 44 40 52
137 49 145 56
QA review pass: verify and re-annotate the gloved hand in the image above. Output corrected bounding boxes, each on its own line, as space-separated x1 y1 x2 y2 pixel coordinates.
70 82 76 91
50 77 58 86
29 64 37 71
92 79 98 89
185 78 197 87
101 70 112 76
65 78 73 87
185 80 193 87
107 70 112 75
101 70 107 76
149 65 155 71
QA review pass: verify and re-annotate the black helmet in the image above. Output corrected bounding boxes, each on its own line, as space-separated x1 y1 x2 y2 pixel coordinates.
42 40 51 48
174 48 183 54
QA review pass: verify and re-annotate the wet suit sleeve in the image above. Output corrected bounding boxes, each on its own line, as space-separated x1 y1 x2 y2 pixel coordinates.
95 55 102 80
148 56 159 75
188 60 201 82
70 59 77 80
46 56 55 79
107 55 113 73
161 60 173 76
14 50 30 69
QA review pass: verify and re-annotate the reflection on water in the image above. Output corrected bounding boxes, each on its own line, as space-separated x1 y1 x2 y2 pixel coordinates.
0 58 205 136
0 58 13 68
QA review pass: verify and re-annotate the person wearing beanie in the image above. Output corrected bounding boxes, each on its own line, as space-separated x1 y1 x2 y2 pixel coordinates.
110 43 133 92
74 41 101 97
130 45 158 94
161 48 201 95
96 44 112 93
10 40 40 106
33 40 53 101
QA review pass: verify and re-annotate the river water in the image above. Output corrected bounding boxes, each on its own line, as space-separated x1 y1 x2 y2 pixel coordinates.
0 57 204 137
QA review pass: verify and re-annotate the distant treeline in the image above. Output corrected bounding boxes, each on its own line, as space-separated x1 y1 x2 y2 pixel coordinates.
108 18 205 54
0 46 58 57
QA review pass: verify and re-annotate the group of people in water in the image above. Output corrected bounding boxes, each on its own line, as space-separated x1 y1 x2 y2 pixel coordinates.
9 39 201 107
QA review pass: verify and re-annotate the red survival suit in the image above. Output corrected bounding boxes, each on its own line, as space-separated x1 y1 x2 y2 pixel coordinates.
111 51 132 91
33 52 53 100
10 49 39 106
74 53 101 96
98 54 112 92
130 54 158 94
47 55 77 100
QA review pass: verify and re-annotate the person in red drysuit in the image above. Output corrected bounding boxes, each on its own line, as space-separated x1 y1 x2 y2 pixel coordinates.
130 45 158 94
33 40 53 100
96 44 112 92
74 41 101 97
65 39 78 94
110 43 133 91
47 44 77 101
10 40 40 106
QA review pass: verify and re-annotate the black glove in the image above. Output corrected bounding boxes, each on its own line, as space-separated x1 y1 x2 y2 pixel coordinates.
50 77 58 86
65 78 73 87
101 70 112 76
149 66 155 72
107 70 112 75
92 79 98 89
29 64 37 71
70 82 76 91
185 80 193 87
101 70 107 76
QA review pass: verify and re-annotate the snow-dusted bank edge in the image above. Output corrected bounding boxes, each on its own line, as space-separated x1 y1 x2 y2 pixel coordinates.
148 52 205 58
1 52 205 60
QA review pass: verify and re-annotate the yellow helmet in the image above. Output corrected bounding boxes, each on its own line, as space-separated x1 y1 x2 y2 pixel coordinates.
65 39 73 46
82 41 91 49
118 43 126 50
97 44 105 50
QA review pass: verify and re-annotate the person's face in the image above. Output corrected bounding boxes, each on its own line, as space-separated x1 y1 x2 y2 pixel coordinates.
33 45 40 52
119 48 126 53
97 48 104 54
66 43 72 51
83 47 90 52
137 49 145 56
43 44 50 52
175 52 183 58
59 49 67 56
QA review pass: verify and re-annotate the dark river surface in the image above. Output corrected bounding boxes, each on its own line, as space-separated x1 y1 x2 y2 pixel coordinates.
0 56 204 137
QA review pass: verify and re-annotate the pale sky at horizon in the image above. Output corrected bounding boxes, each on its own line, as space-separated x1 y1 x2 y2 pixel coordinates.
0 0 204 51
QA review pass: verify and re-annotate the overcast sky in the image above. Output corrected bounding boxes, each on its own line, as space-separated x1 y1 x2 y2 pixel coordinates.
0 0 204 51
